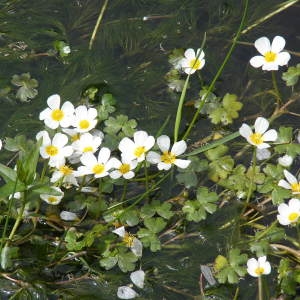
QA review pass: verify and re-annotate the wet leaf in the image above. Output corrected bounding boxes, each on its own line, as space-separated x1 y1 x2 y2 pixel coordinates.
11 73 38 102
282 63 300 86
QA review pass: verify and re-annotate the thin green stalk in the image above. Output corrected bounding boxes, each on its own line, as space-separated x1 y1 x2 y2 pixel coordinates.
89 0 109 50
271 71 282 105
182 0 249 141
258 276 263 300
174 74 190 142
0 178 19 252
120 181 128 202
144 160 149 194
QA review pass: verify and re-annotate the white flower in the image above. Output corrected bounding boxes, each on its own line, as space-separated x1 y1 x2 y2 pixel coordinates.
62 128 81 143
277 198 300 226
110 158 138 180
256 148 271 161
117 286 138 299
39 94 74 129
62 46 71 54
40 186 64 205
77 147 115 178
60 211 79 221
278 155 293 167
278 169 300 194
113 226 143 257
250 36 291 71
181 48 205 74
247 256 271 277
73 105 98 133
146 135 191 170
37 131 73 168
50 163 79 187
72 132 102 155
239 117 277 149
119 131 155 163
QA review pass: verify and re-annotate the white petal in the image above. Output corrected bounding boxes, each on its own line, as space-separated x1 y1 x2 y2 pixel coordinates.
157 162 172 170
130 270 145 289
60 211 78 221
254 117 269 134
47 94 60 109
183 67 196 75
262 62 279 71
254 37 271 55
144 136 155 151
124 171 135 179
278 179 291 190
134 131 148 145
119 137 135 153
283 169 297 184
44 118 59 130
184 48 196 59
146 151 161 164
196 49 205 60
98 147 111 163
239 124 252 139
257 256 266 264
80 152 98 167
263 261 271 275
249 56 265 68
256 142 270 149
131 238 143 257
87 107 98 119
113 226 125 237
262 129 277 142
277 202 289 216
53 133 68 147
157 135 170 152
277 214 290 226
110 170 122 179
117 286 138 299
174 159 191 169
75 105 87 117
39 108 51 121
61 146 73 157
276 51 291 66
289 198 300 211
271 36 286 53
171 140 187 156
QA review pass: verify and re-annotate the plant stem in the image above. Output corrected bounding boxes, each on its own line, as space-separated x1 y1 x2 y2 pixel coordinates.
89 0 109 50
258 276 263 300
182 0 249 140
173 74 190 142
271 71 282 105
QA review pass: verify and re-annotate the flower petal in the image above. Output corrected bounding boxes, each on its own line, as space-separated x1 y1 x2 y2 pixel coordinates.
171 140 187 156
157 135 170 152
254 37 271 55
249 56 265 68
117 286 138 299
239 124 253 139
184 48 196 59
254 117 269 134
271 36 286 53
276 51 291 66
47 94 60 110
130 270 145 288
146 151 161 164
174 159 191 169
283 169 297 184
262 129 277 142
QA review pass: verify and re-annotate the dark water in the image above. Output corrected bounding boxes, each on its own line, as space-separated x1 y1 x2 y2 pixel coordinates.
0 1 299 299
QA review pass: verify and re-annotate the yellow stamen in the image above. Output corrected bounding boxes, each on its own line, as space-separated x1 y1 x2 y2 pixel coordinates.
291 182 300 193
249 133 263 145
161 151 176 164
79 120 90 130
83 146 93 152
254 267 265 276
264 51 277 62
51 109 64 121
189 58 201 70
59 165 73 176
123 233 135 247
92 164 105 175
45 145 58 156
288 212 299 222
48 196 58 204
134 146 145 158
71 134 80 142
119 163 130 174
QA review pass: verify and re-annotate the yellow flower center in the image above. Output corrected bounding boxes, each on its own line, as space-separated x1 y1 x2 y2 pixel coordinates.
92 164 105 175
59 165 73 175
291 182 300 193
189 58 201 70
45 145 59 156
264 51 277 62
83 146 93 152
249 133 264 145
48 196 58 204
288 212 299 222
254 267 265 276
79 120 90 130
119 163 130 174
161 151 176 164
134 146 146 158
51 109 64 121
123 233 135 247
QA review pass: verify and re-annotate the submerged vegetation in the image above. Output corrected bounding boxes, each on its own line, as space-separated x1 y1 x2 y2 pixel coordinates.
0 0 300 299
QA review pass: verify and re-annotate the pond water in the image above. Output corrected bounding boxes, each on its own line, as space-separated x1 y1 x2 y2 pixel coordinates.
0 0 299 299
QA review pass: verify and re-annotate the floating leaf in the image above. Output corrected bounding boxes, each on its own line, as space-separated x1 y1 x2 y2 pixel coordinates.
282 64 300 86
11 73 38 102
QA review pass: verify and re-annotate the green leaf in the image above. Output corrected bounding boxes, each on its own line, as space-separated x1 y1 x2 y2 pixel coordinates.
0 163 17 182
29 184 63 196
276 127 293 143
120 209 140 226
137 228 162 252
0 181 26 198
11 73 38 102
99 256 118 270
282 64 300 86
182 187 218 222
140 200 174 220
0 246 19 270
104 115 137 138
117 248 138 272
205 145 229 161
208 155 234 182
144 217 167 233
214 249 247 284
